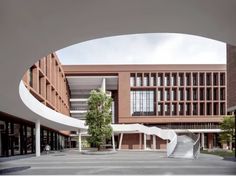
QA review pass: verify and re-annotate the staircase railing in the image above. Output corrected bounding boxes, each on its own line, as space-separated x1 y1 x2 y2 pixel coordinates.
183 130 200 159
193 133 200 159
166 130 178 157
111 124 178 157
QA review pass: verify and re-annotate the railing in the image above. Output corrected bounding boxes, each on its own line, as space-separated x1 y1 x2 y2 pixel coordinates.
184 130 200 159
166 130 178 157
193 133 200 159
111 124 178 157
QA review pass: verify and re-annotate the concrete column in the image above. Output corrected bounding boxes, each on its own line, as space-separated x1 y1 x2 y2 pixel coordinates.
35 119 40 157
118 133 123 150
201 133 205 149
78 132 81 152
152 135 156 150
139 133 142 150
208 133 213 149
143 134 146 150
112 133 115 151
101 78 106 93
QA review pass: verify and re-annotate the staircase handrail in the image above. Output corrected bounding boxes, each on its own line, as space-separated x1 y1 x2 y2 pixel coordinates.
192 133 200 159
184 130 200 159
166 130 178 157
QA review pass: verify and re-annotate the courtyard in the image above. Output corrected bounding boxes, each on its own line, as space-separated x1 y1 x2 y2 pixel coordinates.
0 150 235 175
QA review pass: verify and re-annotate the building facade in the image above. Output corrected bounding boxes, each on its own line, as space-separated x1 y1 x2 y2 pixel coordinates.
0 54 228 157
63 64 226 150
0 53 71 157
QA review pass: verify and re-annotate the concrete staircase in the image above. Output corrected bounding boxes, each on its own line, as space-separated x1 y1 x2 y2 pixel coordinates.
170 135 195 159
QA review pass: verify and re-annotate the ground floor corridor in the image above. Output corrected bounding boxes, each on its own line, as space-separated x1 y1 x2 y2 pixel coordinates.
0 150 235 175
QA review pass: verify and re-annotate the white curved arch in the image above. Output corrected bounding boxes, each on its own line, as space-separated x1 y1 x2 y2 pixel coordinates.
19 81 87 131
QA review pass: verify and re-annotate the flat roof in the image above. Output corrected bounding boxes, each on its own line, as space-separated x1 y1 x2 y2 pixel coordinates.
63 64 226 75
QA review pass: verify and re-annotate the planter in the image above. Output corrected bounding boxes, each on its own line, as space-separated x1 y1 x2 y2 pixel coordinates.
81 149 117 155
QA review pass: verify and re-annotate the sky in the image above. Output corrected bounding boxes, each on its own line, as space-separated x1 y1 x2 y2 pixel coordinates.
56 33 226 65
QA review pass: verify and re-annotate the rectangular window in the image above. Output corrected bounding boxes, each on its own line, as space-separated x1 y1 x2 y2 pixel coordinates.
150 74 155 86
220 88 225 100
200 88 204 100
186 89 191 100
193 73 198 86
193 103 198 115
157 73 163 86
207 88 211 100
186 73 191 86
186 103 191 115
130 74 135 86
143 74 149 86
179 103 184 115
220 73 225 86
200 73 205 86
136 74 142 86
29 67 33 87
172 73 177 86
193 88 198 100
172 103 177 115
213 73 218 86
158 103 163 115
131 90 155 116
179 73 184 86
206 73 211 86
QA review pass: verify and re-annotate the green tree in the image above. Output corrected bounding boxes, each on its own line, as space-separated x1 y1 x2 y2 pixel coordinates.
220 115 235 150
85 89 112 151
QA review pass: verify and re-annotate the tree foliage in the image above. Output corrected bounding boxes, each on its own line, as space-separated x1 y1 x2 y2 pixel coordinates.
220 115 235 148
85 89 112 150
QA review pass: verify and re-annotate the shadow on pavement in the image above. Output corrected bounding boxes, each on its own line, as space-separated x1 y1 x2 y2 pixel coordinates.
0 166 31 174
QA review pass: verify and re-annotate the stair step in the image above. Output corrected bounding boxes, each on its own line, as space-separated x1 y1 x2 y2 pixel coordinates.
170 135 194 159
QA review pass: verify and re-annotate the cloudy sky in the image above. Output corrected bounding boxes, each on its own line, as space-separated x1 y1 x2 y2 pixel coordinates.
56 33 226 65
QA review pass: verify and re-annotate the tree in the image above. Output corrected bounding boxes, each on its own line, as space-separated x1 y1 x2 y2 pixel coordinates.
85 89 113 151
220 115 235 150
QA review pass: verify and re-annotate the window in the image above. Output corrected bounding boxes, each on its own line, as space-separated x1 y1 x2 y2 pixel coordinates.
220 73 225 86
206 73 211 85
200 73 205 85
193 103 198 115
193 88 198 100
186 89 191 100
165 89 170 101
186 73 191 86
179 103 184 115
29 67 33 87
150 74 155 86
143 74 149 86
193 73 198 86
220 88 225 100
136 74 142 86
213 73 218 86
157 74 163 86
131 90 155 116
130 74 135 86
200 88 204 100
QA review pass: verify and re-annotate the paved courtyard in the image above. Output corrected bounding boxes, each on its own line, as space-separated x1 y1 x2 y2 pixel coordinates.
0 150 235 175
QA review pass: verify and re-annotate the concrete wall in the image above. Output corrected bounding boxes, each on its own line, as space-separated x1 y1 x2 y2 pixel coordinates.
227 44 236 112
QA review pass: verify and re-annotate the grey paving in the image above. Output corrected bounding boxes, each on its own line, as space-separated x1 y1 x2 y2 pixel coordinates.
0 149 235 175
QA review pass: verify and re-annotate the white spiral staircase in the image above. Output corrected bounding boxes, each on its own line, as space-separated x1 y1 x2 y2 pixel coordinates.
111 124 200 159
